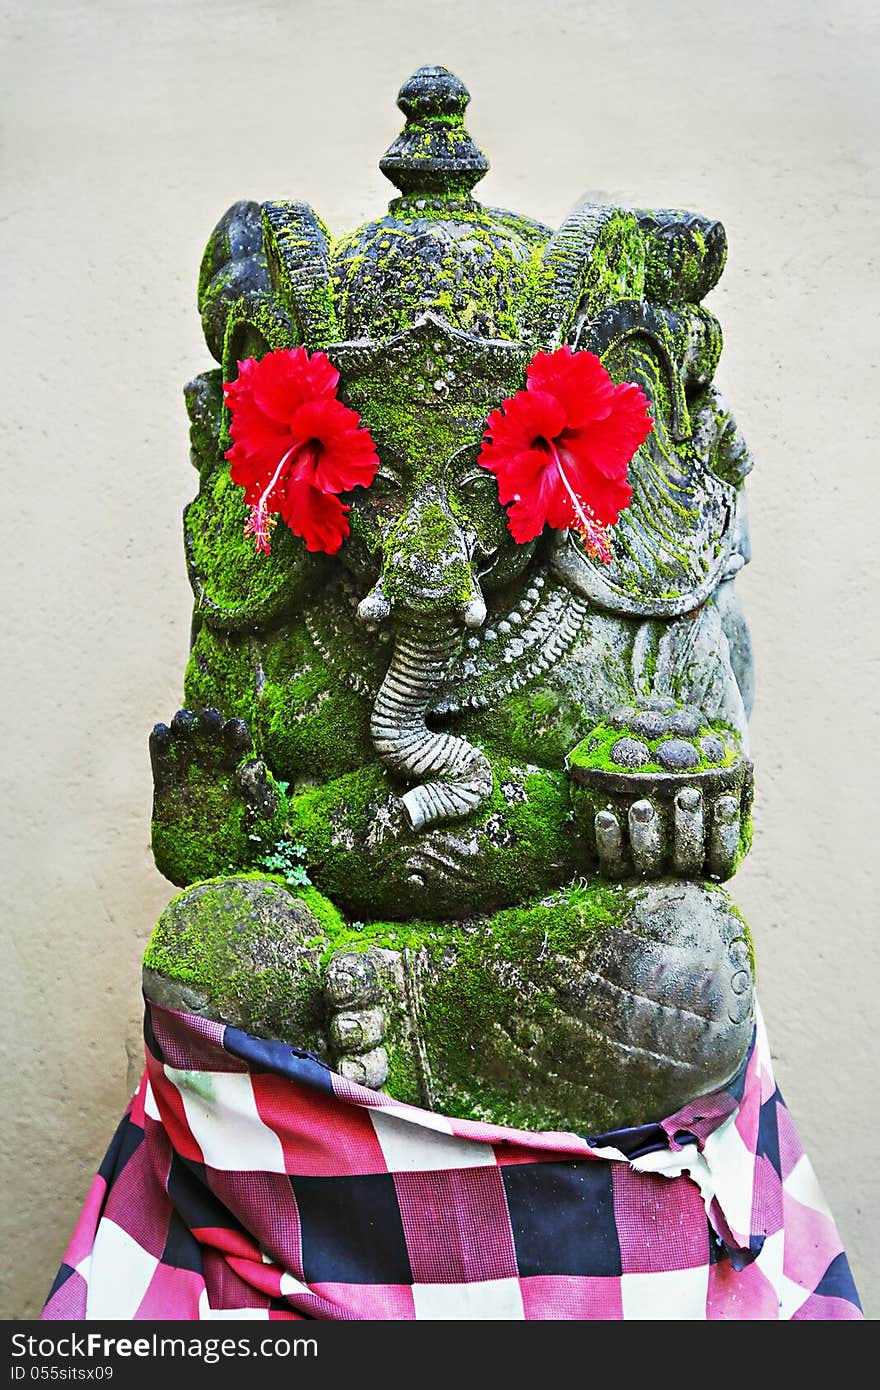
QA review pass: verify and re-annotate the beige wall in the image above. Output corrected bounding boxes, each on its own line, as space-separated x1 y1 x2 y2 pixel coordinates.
2 0 877 1319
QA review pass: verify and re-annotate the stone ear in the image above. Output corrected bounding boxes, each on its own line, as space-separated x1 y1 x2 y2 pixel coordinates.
219 296 298 415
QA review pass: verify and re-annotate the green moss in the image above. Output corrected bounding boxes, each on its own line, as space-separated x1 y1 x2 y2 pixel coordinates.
184 622 374 786
151 794 250 889
294 883 347 938
257 630 374 782
145 873 279 984
183 371 224 479
185 625 258 729
417 884 631 1127
382 1039 423 1106
567 720 740 777
143 875 333 1045
470 686 586 768
260 202 338 347
220 295 299 439
151 740 289 889
727 900 757 979
383 500 473 611
331 202 551 344
530 208 646 344
728 802 754 881
183 459 306 630
309 915 447 962
284 755 580 920
278 884 631 1121
285 763 394 906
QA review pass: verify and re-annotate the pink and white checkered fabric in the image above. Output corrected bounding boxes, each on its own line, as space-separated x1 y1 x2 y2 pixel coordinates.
42 998 862 1320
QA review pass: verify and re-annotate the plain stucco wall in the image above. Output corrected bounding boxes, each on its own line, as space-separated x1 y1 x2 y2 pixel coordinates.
2 0 877 1319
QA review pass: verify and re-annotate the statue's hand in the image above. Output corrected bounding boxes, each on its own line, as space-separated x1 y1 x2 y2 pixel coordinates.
590 777 751 880
149 707 286 885
567 707 753 882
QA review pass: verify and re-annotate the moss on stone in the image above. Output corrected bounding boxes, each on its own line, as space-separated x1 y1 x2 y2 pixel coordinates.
292 883 347 938
331 201 551 345
143 875 334 1046
183 460 306 630
256 628 374 782
283 754 580 920
151 737 289 889
184 622 375 787
183 370 224 479
383 499 474 611
727 899 757 979
469 686 587 768
416 884 630 1128
184 626 259 731
567 720 740 777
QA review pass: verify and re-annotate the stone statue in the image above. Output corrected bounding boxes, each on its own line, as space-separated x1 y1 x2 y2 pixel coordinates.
145 65 757 1136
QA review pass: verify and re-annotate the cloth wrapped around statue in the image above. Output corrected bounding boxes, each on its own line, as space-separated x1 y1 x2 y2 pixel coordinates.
42 999 861 1321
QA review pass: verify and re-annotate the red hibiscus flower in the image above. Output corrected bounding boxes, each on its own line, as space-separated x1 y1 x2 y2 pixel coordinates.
223 348 379 555
477 346 653 561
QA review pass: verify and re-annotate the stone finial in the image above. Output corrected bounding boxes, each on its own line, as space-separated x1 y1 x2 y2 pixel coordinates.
379 65 489 198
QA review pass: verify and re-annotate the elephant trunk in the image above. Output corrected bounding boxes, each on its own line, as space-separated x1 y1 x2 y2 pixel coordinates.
370 616 493 831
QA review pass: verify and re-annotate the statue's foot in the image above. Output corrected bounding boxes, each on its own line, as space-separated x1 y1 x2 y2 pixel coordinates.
322 942 436 1105
149 707 285 885
324 951 391 1089
319 879 755 1133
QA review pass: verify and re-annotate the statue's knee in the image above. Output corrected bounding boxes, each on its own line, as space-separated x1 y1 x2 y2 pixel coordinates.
576 879 755 1107
142 875 334 1050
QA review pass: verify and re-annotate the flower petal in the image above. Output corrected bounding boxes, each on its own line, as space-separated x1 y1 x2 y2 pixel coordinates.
526 346 615 428
483 388 567 459
558 444 634 526
477 346 649 550
569 380 654 481
288 398 380 494
245 347 339 422
279 478 351 554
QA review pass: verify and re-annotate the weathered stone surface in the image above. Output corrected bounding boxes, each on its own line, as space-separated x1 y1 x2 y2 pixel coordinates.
629 710 667 739
641 695 678 712
700 733 726 762
610 737 652 768
609 705 637 729
142 876 331 1048
315 879 755 1132
667 708 703 737
657 738 701 769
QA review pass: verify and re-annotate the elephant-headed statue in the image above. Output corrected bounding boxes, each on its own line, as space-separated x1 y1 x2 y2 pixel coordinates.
146 65 756 1134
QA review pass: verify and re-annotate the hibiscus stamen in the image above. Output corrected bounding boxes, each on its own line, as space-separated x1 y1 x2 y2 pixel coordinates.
244 506 277 555
548 439 593 534
544 441 612 563
243 445 297 554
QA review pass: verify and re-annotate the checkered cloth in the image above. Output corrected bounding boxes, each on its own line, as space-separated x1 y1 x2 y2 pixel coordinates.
42 998 862 1320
